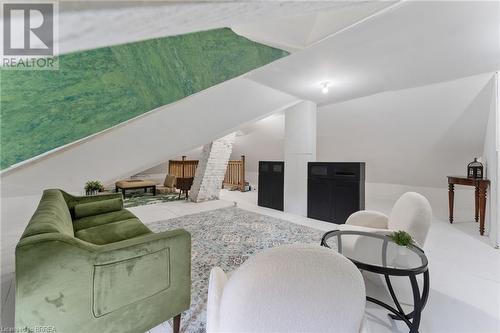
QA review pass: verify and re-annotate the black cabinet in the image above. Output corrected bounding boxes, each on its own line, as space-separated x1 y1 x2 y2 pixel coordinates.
258 161 284 211
307 162 365 224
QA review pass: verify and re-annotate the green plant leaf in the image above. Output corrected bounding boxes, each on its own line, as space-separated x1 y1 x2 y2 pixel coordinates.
389 230 413 247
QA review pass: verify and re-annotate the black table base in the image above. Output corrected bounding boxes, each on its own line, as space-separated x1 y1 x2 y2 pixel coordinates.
367 270 429 333
320 230 430 333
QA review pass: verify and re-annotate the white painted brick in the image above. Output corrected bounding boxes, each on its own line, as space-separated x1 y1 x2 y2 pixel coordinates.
190 132 236 202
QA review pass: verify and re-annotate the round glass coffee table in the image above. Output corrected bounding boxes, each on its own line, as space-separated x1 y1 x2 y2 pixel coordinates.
321 230 429 333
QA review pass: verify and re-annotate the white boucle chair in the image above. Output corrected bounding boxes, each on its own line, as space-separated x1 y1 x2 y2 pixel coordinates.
343 192 432 246
206 245 367 333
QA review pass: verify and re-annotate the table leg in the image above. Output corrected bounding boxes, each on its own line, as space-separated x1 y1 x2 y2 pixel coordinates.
409 274 422 333
385 274 406 315
448 183 454 223
478 185 487 236
421 270 430 310
386 269 429 333
475 186 479 222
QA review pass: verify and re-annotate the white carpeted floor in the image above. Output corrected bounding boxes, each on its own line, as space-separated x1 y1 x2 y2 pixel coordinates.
2 190 499 333
139 190 500 333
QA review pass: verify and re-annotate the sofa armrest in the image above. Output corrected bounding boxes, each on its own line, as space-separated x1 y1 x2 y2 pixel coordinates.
345 210 389 229
17 228 190 263
94 229 190 264
91 229 191 317
16 229 191 329
16 232 100 252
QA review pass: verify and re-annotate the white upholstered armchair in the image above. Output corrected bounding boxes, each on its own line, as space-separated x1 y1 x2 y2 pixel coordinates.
206 245 367 333
343 192 432 246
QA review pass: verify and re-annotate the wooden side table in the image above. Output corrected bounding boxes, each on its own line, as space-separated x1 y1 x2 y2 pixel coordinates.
447 176 490 235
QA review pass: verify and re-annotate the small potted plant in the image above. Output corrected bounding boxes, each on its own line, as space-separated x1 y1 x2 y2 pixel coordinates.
389 230 414 267
84 180 104 196
389 230 414 247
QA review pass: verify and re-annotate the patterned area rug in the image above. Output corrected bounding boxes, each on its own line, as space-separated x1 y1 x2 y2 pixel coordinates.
148 206 325 333
123 192 183 208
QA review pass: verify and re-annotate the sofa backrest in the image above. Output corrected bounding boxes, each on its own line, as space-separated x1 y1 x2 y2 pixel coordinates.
21 189 74 239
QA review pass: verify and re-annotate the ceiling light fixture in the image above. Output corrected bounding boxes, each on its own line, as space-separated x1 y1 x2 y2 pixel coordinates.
320 81 331 94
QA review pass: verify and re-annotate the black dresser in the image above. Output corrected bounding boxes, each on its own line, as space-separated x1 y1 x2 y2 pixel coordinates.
258 161 284 211
307 162 365 224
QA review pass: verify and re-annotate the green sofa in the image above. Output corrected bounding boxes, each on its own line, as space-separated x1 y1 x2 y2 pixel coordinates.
16 189 191 333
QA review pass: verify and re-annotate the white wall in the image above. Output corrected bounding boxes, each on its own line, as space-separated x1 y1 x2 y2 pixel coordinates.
482 73 499 247
136 147 203 182
228 74 495 222
317 73 494 187
231 74 494 184
230 113 285 188
141 113 285 188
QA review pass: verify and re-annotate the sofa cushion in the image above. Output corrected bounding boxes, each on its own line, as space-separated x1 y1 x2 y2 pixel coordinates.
73 209 137 232
115 179 156 189
74 197 123 219
75 219 152 245
22 189 74 238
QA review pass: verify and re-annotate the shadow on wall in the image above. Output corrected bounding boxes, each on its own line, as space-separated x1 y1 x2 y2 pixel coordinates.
422 76 494 179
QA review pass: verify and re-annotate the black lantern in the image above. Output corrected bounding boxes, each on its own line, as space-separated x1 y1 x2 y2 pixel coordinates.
467 158 483 179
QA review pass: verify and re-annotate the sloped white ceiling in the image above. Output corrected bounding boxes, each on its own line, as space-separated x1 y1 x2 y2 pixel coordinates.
232 1 397 51
54 1 347 54
245 1 500 105
306 1 397 46
231 73 496 187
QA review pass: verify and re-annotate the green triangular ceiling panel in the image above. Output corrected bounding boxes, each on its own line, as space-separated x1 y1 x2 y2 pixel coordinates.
0 28 288 169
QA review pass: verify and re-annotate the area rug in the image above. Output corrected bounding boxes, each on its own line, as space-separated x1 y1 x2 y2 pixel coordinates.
123 192 183 208
147 206 325 333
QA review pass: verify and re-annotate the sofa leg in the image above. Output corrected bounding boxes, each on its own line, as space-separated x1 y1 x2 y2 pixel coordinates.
173 314 181 333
